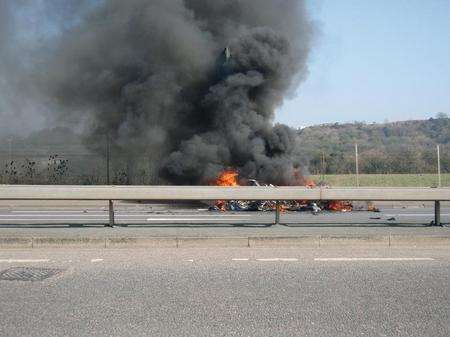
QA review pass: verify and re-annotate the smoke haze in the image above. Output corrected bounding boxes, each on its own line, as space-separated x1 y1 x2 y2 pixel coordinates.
1 0 314 185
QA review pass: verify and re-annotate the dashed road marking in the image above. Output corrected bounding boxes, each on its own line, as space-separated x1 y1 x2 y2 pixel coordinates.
185 259 194 262
256 258 298 262
314 257 435 262
278 258 299 262
91 259 104 263
0 259 50 263
232 258 250 261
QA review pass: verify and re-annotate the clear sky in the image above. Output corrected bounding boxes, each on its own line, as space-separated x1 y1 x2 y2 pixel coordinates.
276 0 450 127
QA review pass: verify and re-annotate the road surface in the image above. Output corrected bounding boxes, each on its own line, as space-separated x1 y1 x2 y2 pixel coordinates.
0 247 449 337
0 201 448 226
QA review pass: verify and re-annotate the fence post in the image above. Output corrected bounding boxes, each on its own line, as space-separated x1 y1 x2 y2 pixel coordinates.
275 201 280 225
355 143 360 187
437 145 441 188
434 201 441 226
106 133 111 185
107 200 115 227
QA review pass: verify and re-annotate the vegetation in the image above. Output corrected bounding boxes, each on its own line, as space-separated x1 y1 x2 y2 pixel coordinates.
310 174 450 187
1 118 449 184
298 117 449 175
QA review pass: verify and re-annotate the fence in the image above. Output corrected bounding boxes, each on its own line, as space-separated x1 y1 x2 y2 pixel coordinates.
0 185 448 226
1 140 449 187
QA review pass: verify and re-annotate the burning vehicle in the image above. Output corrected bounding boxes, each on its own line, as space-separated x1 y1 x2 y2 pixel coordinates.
209 170 354 214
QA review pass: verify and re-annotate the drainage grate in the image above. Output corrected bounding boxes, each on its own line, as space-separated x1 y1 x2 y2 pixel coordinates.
0 267 63 282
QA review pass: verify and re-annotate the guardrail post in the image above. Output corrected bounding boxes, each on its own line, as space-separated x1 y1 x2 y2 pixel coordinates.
275 201 280 225
107 200 115 227
434 200 441 226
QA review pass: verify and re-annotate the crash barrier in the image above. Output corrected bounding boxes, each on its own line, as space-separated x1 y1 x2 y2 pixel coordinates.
0 185 449 227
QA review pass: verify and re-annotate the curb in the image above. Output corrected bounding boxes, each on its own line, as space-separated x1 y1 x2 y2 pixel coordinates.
0 237 33 249
0 235 448 249
319 235 390 247
249 236 319 248
177 237 249 248
390 235 450 247
106 237 177 248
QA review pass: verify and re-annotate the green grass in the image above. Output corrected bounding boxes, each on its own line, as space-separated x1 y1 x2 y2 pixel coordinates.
309 174 450 187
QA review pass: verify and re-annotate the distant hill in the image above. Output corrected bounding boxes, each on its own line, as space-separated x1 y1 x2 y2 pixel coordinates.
297 118 450 174
2 118 449 178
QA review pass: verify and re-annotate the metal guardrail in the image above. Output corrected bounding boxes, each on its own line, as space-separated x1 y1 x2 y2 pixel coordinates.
0 185 449 227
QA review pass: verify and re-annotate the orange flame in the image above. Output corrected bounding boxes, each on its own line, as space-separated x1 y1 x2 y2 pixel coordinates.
212 170 239 211
293 168 316 188
327 201 353 212
215 170 239 186
305 179 316 188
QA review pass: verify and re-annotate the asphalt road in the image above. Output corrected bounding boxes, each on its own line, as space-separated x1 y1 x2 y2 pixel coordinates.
0 247 449 337
0 202 448 226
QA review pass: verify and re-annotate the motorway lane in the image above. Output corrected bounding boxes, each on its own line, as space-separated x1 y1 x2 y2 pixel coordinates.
0 247 449 337
0 206 448 225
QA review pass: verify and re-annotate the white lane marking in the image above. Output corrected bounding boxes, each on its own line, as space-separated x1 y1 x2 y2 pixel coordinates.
4 213 253 217
0 218 108 222
10 210 104 213
278 258 299 262
146 218 254 221
314 257 435 262
257 258 280 262
0 216 109 218
185 259 194 262
0 219 256 222
232 258 250 261
384 213 450 217
256 258 298 262
0 259 50 263
91 259 104 263
147 215 254 217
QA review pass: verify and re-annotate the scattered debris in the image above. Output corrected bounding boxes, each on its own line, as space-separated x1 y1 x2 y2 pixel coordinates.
208 170 370 214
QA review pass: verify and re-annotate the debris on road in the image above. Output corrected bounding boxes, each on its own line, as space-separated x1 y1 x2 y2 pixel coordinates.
208 170 368 214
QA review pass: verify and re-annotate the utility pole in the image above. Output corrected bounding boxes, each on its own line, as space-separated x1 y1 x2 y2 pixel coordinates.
355 143 360 187
106 133 111 185
106 132 114 227
8 138 12 163
437 145 441 188
321 151 326 182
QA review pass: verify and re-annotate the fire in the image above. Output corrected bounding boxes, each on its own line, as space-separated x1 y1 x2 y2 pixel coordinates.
212 170 239 211
305 179 316 188
209 170 354 213
215 170 239 186
293 168 316 188
327 200 353 212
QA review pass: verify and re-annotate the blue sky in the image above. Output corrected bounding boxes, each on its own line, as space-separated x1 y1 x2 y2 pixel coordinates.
276 0 450 127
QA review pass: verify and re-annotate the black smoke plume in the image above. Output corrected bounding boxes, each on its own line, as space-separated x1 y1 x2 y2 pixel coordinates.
9 0 314 185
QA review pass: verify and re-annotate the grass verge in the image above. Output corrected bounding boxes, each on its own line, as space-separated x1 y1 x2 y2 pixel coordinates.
310 174 450 187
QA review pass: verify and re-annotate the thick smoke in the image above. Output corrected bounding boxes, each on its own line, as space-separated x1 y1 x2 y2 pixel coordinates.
24 0 313 184
0 0 95 135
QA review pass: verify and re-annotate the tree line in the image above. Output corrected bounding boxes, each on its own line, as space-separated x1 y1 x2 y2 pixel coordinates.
298 117 450 175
